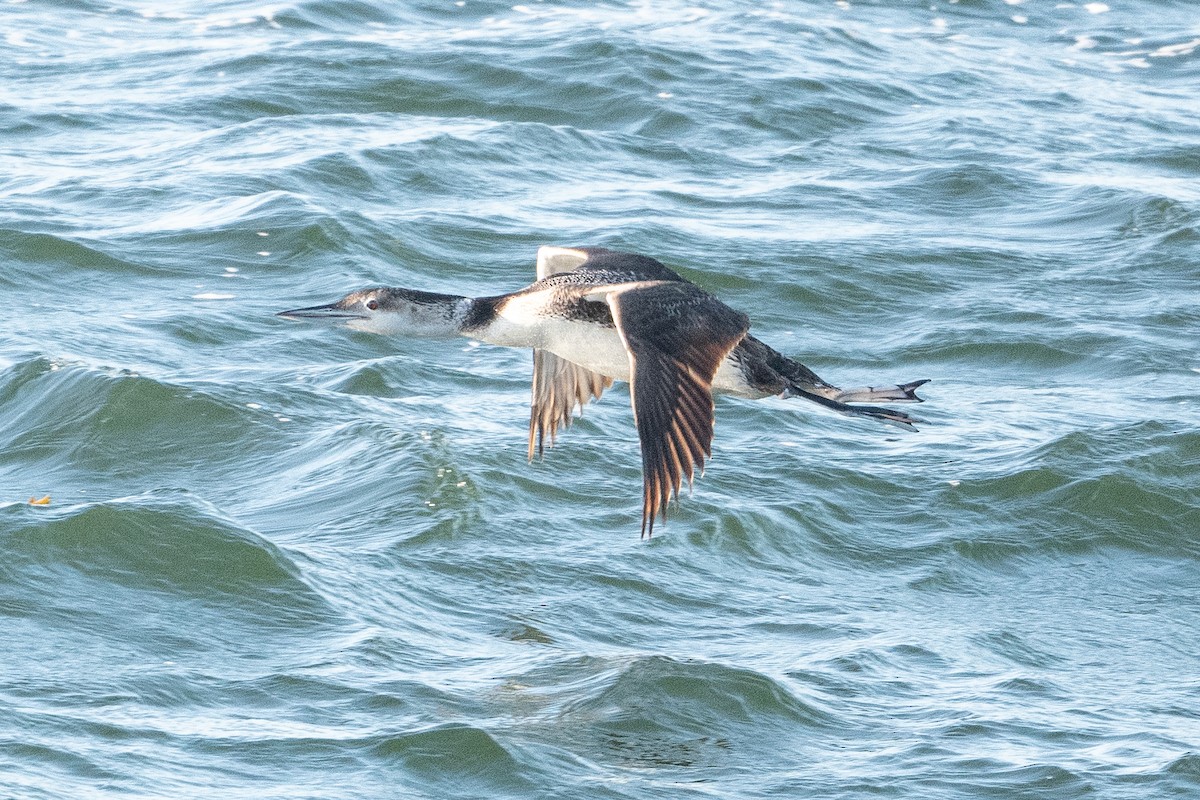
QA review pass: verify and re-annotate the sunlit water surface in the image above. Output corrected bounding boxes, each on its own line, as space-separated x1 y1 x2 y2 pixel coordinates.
2 1 1198 797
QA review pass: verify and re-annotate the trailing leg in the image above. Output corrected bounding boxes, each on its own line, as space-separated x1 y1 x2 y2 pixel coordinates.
782 384 926 430
833 379 929 404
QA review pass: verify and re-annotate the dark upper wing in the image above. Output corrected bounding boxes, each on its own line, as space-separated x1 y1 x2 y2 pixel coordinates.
604 280 750 537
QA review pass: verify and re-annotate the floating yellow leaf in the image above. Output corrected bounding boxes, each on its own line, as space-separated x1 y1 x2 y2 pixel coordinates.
28 495 51 506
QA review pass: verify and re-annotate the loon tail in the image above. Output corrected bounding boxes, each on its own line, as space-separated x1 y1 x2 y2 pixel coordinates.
782 379 930 430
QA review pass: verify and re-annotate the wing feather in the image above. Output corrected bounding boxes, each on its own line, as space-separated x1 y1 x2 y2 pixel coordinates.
605 281 750 537
535 246 591 280
528 349 613 459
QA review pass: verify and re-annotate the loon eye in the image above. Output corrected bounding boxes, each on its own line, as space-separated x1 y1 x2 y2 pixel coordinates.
366 299 379 311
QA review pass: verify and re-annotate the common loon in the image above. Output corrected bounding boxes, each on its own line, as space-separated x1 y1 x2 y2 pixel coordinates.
279 246 929 536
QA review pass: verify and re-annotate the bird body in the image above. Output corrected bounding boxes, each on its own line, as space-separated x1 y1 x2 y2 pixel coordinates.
478 281 755 393
279 246 929 536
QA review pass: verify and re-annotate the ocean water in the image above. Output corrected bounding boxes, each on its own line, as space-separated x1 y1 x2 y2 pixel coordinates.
2 0 1199 797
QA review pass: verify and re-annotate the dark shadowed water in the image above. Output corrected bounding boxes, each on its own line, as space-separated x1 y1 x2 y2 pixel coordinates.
2 1 1199 797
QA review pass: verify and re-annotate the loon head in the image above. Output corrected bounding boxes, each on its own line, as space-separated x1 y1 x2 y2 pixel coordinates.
278 287 470 337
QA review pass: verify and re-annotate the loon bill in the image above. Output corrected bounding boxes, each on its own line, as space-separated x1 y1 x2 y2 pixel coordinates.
279 246 930 537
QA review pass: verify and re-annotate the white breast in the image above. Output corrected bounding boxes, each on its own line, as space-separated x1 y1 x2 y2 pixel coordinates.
475 289 555 348
473 289 632 381
541 318 631 381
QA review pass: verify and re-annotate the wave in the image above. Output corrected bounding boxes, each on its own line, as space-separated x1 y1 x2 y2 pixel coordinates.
367 724 530 794
0 229 165 284
0 357 276 488
540 654 830 770
0 491 330 624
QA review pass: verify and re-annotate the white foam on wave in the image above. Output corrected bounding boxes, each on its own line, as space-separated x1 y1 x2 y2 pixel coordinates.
1151 38 1200 59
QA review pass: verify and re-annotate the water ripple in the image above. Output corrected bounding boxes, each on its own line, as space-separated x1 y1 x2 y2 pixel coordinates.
2 0 1199 797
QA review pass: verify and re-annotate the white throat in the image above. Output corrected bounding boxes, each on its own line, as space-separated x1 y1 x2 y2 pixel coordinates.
349 297 473 338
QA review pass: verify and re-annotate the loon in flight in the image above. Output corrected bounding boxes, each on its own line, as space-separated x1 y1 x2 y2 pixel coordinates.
279 246 929 536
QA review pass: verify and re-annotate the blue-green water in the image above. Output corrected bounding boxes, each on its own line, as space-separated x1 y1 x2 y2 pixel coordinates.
2 1 1199 797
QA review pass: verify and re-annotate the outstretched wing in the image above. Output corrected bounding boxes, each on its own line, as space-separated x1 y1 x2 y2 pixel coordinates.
603 280 750 537
528 349 613 459
527 246 614 459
